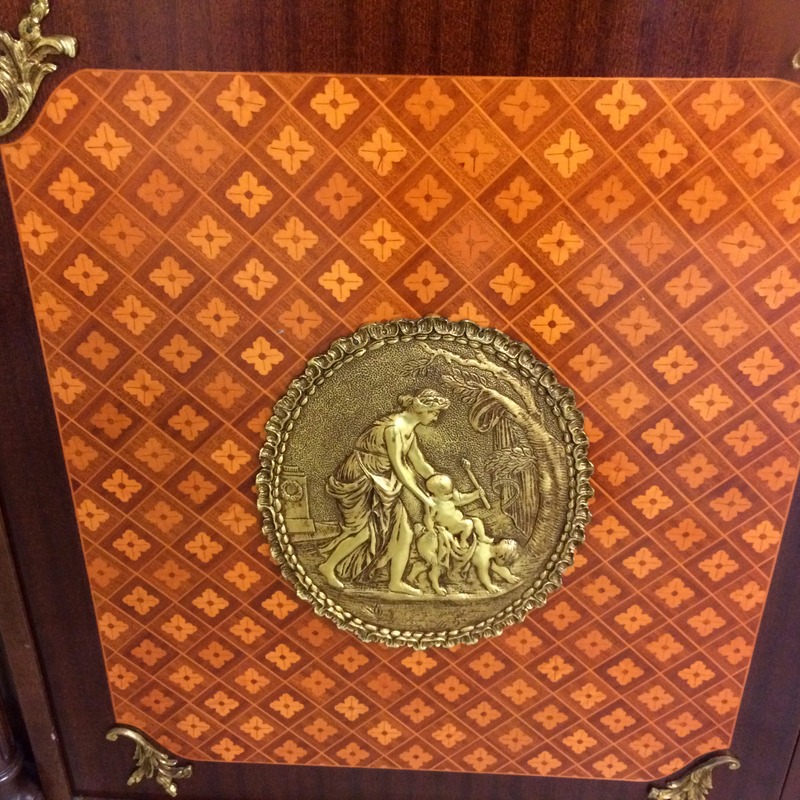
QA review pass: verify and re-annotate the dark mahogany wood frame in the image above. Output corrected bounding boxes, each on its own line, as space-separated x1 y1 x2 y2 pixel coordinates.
1 2 800 799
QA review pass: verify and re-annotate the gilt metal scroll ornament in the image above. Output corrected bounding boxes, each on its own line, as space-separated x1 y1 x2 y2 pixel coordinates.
106 726 192 797
257 318 593 648
648 754 740 800
0 0 77 137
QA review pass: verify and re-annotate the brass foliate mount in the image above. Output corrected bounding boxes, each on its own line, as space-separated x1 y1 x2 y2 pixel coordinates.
793 46 800 70
648 754 741 800
0 0 77 137
106 726 192 797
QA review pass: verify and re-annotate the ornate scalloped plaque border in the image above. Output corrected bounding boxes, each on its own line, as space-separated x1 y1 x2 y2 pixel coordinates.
257 317 593 648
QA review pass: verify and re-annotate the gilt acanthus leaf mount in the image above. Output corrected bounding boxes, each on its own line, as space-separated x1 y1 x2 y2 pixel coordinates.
0 0 77 137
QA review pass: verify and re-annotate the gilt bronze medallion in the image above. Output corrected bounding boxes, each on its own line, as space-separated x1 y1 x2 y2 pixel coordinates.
257 317 593 648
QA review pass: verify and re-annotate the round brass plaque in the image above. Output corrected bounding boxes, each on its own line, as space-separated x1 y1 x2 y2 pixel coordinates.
257 318 593 648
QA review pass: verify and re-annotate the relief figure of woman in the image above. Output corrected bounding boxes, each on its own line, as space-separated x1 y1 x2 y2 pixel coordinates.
318 389 450 595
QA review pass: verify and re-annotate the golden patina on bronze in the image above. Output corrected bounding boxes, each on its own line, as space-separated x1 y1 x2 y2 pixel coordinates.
257 317 593 648
648 754 741 800
106 726 192 797
0 0 77 137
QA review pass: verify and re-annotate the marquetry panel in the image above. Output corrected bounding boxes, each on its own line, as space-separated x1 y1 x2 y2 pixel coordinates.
3 71 799 780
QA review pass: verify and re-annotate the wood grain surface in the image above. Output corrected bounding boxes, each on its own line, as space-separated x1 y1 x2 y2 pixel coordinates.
0 0 799 145
45 0 800 78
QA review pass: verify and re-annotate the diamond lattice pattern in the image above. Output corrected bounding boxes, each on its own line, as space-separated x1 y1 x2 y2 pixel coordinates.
3 71 800 780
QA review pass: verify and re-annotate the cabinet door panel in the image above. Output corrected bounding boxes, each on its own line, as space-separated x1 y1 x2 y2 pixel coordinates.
1 4 799 800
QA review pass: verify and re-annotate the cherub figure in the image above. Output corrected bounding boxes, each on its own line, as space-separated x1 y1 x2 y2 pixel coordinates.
471 537 521 593
424 473 491 548
412 522 453 596
412 472 522 594
409 472 489 596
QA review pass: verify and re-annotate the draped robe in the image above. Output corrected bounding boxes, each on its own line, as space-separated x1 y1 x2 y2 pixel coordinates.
324 416 414 581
